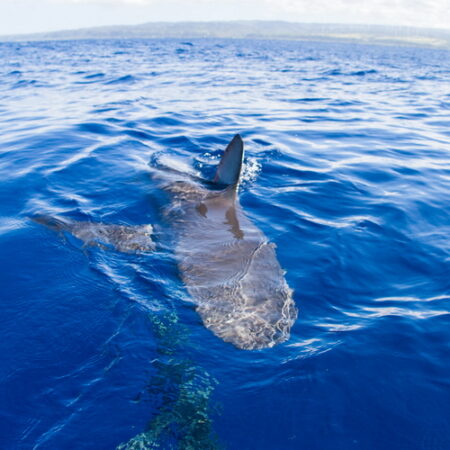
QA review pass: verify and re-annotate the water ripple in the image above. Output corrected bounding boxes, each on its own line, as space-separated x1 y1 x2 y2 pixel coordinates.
0 38 449 450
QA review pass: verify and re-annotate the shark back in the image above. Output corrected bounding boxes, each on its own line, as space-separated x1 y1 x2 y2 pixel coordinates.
168 134 297 349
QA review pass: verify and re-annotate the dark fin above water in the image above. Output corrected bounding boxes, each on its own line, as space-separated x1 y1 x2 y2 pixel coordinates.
213 134 244 186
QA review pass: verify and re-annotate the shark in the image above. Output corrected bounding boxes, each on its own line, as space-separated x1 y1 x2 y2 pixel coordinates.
35 135 297 350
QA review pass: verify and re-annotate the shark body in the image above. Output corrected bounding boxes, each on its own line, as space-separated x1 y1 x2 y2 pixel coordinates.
36 135 297 350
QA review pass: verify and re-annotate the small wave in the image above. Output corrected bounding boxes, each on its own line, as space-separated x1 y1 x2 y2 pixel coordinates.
84 72 105 80
0 217 28 236
77 122 117 135
13 79 39 88
350 69 378 76
149 116 184 127
105 74 137 85
286 97 329 103
344 306 448 320
322 68 342 76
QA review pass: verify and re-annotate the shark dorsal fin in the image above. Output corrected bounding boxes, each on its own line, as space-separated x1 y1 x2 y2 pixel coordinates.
213 134 244 186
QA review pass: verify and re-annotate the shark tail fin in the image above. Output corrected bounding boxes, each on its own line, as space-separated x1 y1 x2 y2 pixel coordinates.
213 134 244 186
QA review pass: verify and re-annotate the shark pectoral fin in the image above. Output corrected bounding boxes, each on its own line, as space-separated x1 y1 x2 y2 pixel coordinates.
32 215 155 254
31 215 70 232
213 134 244 186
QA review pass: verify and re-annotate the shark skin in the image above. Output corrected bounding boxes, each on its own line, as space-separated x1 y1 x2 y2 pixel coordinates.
163 135 297 350
35 135 297 350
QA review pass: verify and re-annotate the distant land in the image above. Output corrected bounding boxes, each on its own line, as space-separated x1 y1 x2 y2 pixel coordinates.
1 21 450 49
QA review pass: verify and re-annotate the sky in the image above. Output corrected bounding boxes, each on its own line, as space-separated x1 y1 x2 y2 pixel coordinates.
0 0 449 36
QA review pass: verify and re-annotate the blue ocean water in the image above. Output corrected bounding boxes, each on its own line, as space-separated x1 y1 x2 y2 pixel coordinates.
0 38 449 449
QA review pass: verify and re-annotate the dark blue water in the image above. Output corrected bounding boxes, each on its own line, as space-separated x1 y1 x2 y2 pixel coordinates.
1 38 449 449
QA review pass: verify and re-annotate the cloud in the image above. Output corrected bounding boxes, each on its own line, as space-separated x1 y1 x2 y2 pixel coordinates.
256 0 450 28
44 0 449 28
2 0 449 32
49 0 155 4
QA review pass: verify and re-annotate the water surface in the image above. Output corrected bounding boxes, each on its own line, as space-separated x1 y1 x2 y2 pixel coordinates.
0 38 449 449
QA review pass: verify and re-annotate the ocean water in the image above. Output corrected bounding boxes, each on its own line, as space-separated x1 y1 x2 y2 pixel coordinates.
0 38 449 449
